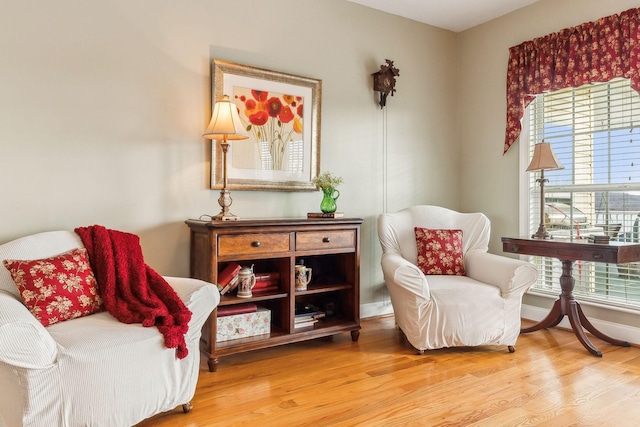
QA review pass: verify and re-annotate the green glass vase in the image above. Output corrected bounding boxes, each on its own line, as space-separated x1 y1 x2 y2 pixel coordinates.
320 187 340 213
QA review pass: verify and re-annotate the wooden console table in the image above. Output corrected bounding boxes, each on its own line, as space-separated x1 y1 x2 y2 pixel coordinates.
187 218 363 371
502 237 638 356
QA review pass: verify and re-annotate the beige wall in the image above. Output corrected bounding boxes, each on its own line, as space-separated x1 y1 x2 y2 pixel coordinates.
458 0 640 327
3 0 639 324
0 0 459 312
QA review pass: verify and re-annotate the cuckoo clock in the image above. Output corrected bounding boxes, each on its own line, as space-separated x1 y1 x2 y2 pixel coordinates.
372 59 399 108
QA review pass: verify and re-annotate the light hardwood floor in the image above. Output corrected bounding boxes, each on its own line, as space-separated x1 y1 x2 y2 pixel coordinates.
138 316 640 426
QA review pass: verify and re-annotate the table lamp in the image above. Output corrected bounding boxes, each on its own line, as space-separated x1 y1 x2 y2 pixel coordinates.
527 142 564 239
203 95 249 221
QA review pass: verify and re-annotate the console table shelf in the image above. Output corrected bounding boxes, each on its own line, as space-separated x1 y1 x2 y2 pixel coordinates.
217 292 289 306
186 218 363 371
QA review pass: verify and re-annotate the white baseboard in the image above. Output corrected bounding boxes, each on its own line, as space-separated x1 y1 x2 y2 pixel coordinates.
361 302 640 346
521 303 640 346
361 300 394 319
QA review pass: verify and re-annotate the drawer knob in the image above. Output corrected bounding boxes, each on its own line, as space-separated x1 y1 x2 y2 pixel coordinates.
593 253 603 260
322 237 331 243
512 244 519 253
251 241 261 248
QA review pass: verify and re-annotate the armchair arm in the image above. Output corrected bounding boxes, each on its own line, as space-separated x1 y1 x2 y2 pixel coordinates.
163 276 219 305
465 251 538 298
163 276 219 342
0 291 58 369
381 251 430 301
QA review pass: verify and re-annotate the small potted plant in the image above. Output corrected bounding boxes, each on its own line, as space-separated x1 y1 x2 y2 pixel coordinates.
312 171 343 213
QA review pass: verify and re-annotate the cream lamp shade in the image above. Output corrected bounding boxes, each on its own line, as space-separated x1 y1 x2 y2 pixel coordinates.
203 95 249 141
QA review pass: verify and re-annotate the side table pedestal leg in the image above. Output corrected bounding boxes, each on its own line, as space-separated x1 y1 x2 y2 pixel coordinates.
567 301 602 357
576 304 630 348
520 298 563 333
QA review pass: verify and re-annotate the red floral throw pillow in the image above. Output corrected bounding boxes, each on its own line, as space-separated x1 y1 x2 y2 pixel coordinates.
3 248 103 326
414 228 466 276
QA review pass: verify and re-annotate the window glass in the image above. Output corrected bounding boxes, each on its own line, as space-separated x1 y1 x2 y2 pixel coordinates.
526 78 640 309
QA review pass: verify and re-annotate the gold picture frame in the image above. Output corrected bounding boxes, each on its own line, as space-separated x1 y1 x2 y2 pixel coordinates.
210 59 321 191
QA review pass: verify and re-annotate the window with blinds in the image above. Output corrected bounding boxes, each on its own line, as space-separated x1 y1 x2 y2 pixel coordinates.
526 78 640 310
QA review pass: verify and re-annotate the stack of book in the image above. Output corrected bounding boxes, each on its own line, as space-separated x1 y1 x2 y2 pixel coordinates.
588 235 610 244
294 310 326 329
253 272 280 294
307 212 344 218
217 262 241 295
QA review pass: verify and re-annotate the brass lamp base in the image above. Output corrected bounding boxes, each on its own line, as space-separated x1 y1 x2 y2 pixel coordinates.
531 225 551 239
211 189 239 221
211 212 239 221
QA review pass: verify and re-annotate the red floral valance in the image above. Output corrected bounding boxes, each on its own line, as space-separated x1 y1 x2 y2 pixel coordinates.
504 7 640 154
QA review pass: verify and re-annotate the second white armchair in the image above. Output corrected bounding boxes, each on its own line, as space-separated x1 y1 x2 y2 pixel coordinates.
378 205 538 353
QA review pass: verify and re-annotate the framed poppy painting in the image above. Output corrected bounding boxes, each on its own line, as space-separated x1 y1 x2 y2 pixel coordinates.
210 59 321 191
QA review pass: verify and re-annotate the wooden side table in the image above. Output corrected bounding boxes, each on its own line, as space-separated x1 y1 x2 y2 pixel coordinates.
502 237 638 356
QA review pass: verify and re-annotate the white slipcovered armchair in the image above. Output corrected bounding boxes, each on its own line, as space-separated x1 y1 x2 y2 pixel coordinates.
378 205 538 353
0 230 219 427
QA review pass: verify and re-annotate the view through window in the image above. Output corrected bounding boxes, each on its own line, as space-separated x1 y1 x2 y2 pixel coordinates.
526 78 640 310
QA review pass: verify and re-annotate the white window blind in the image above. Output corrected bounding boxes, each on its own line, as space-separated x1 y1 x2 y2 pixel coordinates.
527 78 640 310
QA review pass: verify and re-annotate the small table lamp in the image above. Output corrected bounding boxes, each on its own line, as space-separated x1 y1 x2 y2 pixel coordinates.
203 95 249 221
527 142 564 239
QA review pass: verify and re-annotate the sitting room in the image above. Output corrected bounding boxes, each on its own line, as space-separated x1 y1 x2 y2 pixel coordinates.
2 0 640 425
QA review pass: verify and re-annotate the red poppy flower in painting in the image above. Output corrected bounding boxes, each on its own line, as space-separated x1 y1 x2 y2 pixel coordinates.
244 98 256 110
267 97 283 117
241 97 268 126
278 105 294 123
233 87 304 171
251 90 268 102
249 110 268 126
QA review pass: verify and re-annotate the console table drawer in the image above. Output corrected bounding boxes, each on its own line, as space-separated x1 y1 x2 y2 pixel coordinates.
296 230 356 251
218 233 291 256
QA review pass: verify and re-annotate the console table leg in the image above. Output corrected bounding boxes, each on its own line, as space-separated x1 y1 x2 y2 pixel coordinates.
207 357 219 372
576 303 631 348
520 298 564 333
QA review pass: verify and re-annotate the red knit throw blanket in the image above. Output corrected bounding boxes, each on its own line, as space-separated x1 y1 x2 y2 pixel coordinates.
75 225 192 359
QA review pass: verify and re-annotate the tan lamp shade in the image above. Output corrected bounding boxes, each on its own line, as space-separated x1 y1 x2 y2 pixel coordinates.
526 142 564 172
203 95 249 141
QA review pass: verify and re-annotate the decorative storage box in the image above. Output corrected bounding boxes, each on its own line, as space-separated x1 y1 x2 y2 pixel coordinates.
216 307 271 342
